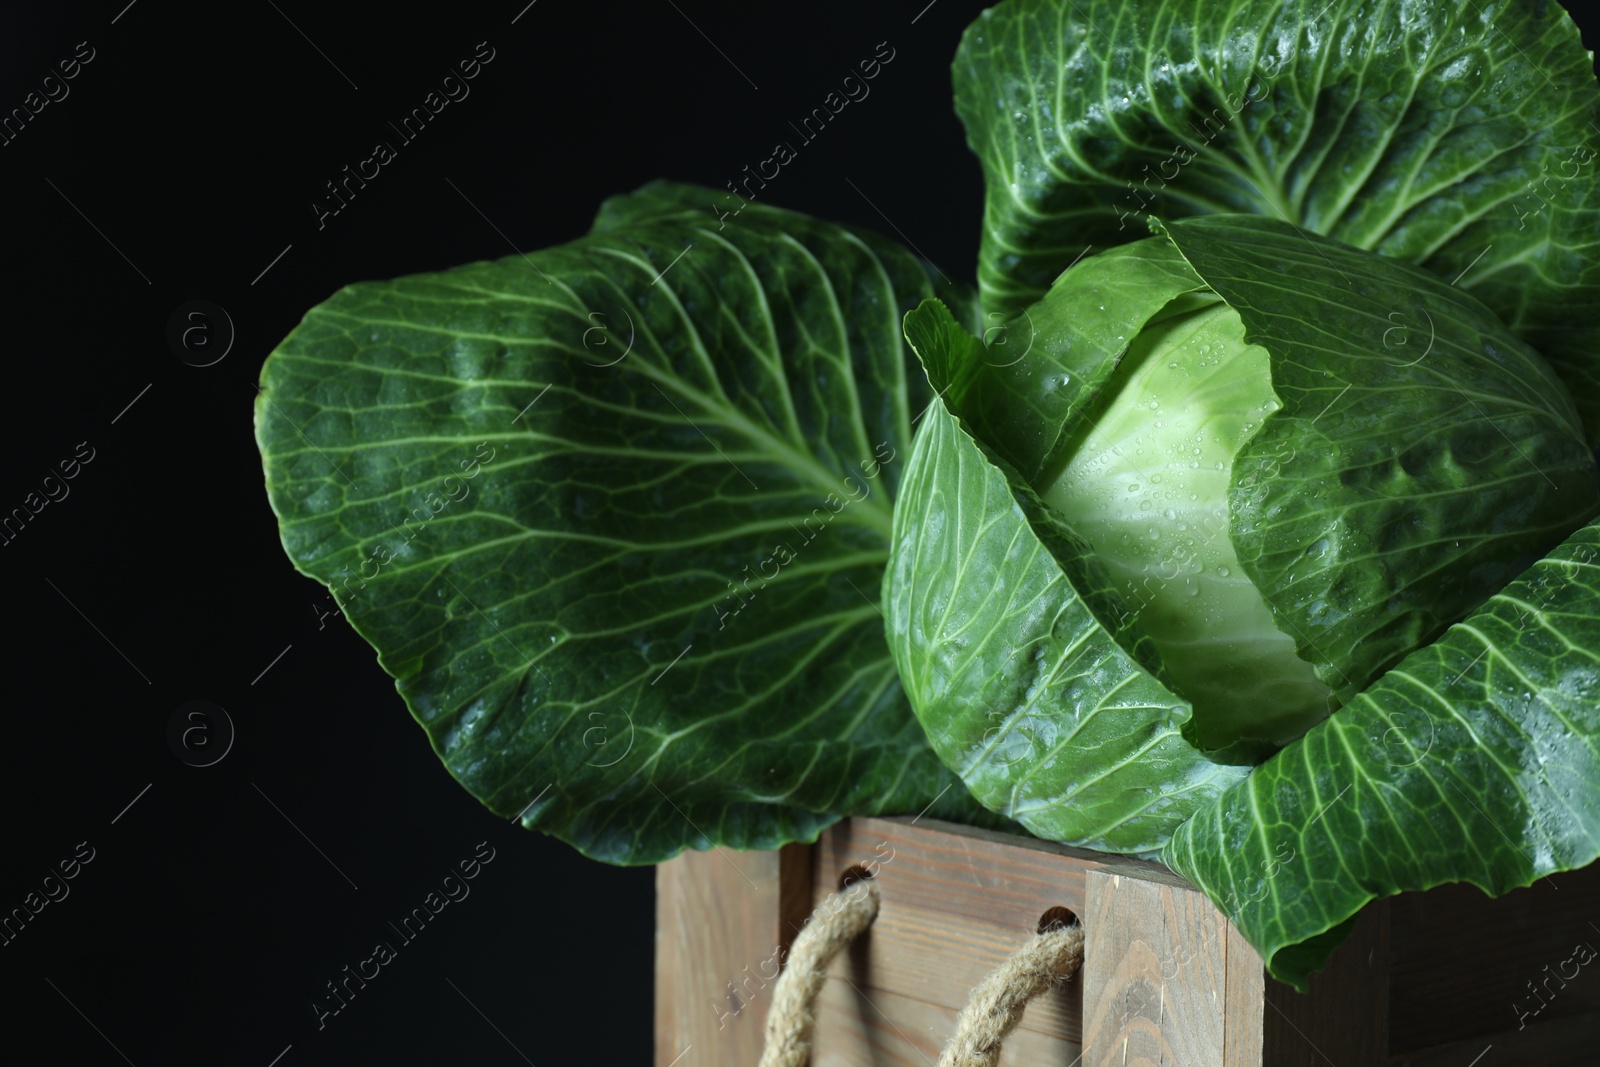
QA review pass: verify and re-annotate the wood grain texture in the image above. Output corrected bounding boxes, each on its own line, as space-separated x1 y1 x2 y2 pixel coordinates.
1222 906 1265 1067
1387 861 1600 1054
1078 863 1388 1066
1260 902 1388 1067
1083 864 1230 1066
655 815 1600 1066
654 844 784 1067
1388 1009 1600 1066
778 841 817 963
808 815 1171 1055
810 976 1080 1066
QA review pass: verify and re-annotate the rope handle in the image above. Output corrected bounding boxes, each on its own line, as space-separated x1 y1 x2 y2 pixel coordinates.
754 872 1084 1067
757 872 882 1067
938 908 1085 1067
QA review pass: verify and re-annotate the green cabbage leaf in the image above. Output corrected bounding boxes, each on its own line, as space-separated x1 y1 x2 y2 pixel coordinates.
255 183 1012 866
955 0 1600 439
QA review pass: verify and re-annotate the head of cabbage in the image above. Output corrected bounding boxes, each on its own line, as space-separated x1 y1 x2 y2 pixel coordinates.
889 217 1600 846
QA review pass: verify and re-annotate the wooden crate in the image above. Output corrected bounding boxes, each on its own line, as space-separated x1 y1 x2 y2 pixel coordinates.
655 815 1600 1065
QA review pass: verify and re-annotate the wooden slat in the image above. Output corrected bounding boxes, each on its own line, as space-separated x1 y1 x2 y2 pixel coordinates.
810 977 1080 1066
810 816 1171 1048
1387 862 1600 1054
1222 907 1265 1067
1388 1010 1600 1066
1227 900 1389 1066
777 840 816 963
1083 864 1230 1066
654 844 786 1066
656 814 1600 1066
1081 868 1387 1066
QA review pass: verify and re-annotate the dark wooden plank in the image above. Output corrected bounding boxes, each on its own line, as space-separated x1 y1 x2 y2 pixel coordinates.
1387 862 1600 1054
1253 901 1389 1066
777 840 816 961
1389 1010 1600 1066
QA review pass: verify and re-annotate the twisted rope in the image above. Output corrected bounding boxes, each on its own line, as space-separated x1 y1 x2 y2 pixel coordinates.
937 920 1085 1067
756 878 882 1067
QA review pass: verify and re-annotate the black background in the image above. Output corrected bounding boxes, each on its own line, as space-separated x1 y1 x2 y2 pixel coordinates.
0 2 1594 1065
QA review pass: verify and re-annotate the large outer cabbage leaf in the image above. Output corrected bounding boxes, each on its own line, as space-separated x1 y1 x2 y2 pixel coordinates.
255 182 1010 865
1164 520 1600 989
954 0 1600 439
1165 216 1598 737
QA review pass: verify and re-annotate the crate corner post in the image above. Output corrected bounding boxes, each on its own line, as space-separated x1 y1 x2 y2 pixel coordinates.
654 841 813 1066
1082 865 1389 1066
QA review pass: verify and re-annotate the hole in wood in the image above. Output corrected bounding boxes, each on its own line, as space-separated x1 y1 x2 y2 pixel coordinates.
838 864 874 891
1037 905 1077 934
